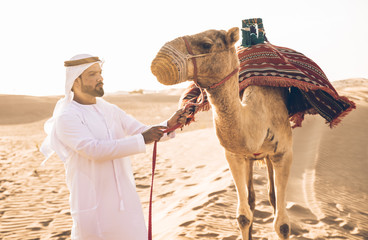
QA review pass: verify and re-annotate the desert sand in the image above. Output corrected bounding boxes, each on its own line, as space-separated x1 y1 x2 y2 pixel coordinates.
0 78 367 240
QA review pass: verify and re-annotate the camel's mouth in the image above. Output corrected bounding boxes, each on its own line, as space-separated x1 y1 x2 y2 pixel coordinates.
151 44 188 86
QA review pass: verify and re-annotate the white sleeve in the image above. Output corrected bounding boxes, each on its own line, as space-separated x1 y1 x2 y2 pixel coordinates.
118 108 150 136
117 108 175 141
55 113 146 162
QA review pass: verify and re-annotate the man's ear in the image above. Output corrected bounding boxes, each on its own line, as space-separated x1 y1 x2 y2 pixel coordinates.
72 77 81 92
226 27 239 47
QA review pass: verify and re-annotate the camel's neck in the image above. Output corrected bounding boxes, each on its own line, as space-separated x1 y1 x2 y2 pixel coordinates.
206 75 241 121
206 74 244 150
206 76 285 153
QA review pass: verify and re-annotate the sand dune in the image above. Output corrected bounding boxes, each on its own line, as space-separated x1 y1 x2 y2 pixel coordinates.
0 78 367 239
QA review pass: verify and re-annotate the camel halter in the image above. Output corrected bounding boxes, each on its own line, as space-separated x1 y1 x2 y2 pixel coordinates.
182 36 239 103
148 37 239 240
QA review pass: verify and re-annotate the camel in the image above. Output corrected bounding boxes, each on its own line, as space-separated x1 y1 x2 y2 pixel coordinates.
151 27 292 240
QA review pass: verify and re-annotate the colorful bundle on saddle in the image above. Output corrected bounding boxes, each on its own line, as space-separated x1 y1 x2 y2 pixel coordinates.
179 18 356 128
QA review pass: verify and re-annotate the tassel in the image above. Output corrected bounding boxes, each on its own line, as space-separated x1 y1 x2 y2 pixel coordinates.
120 200 125 211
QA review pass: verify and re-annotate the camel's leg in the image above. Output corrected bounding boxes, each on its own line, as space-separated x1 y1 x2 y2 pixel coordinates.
266 156 276 213
271 150 292 239
247 160 255 240
225 150 253 240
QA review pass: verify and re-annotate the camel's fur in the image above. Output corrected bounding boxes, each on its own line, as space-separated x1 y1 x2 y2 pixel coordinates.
151 27 293 239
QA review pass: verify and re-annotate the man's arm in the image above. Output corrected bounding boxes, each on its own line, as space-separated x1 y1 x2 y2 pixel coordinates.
117 107 171 142
116 107 149 136
115 106 189 144
56 113 147 162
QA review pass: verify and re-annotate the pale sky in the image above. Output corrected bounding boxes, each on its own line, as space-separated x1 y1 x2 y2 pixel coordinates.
1 0 367 96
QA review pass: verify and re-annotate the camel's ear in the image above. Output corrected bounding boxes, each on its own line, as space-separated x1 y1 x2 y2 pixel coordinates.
226 27 239 47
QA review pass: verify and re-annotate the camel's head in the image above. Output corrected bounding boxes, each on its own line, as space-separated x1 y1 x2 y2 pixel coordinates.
151 27 240 88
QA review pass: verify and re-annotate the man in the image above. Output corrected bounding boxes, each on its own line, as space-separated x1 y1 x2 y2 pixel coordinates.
40 54 188 239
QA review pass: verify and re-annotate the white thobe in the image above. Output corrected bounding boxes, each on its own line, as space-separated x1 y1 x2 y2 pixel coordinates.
54 98 171 240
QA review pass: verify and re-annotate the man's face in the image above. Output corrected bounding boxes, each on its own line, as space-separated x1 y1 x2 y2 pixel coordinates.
78 63 104 97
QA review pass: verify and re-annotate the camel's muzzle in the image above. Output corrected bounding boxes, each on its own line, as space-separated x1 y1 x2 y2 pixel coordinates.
151 43 189 85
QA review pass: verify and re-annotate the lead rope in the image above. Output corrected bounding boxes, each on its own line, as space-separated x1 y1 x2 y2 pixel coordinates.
148 122 182 240
149 41 204 239
148 37 238 239
148 98 203 240
148 89 207 238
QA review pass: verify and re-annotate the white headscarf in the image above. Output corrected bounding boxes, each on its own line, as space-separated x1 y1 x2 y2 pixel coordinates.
40 54 103 164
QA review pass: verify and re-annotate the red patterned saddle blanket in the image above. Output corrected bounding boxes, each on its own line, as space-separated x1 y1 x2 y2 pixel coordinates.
179 42 355 128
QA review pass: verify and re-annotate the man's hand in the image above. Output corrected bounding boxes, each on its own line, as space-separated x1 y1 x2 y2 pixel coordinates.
167 108 190 129
142 126 167 144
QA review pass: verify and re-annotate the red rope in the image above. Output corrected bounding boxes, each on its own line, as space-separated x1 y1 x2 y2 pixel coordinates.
147 140 157 240
209 67 239 89
148 123 182 240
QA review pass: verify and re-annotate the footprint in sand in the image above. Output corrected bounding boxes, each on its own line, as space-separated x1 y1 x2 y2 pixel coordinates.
179 220 195 227
208 189 227 197
214 176 222 181
136 184 150 189
341 221 356 231
195 165 206 169
134 176 148 181
162 178 175 186
185 183 197 187
187 194 198 200
210 214 227 219
290 222 309 236
320 215 343 225
321 215 357 232
51 230 71 238
192 205 203 211
26 226 43 231
195 225 206 231
301 218 319 225
157 190 175 198
192 193 224 211
177 183 240 239
253 209 272 219
40 218 53 227
253 209 273 224
258 199 272 207
196 232 219 238
214 202 229 207
221 235 239 240
253 176 267 185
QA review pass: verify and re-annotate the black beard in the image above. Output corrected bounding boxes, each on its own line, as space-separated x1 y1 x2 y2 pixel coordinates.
81 80 104 97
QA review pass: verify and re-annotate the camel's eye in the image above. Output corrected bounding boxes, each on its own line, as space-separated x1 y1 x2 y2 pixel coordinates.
202 42 213 50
